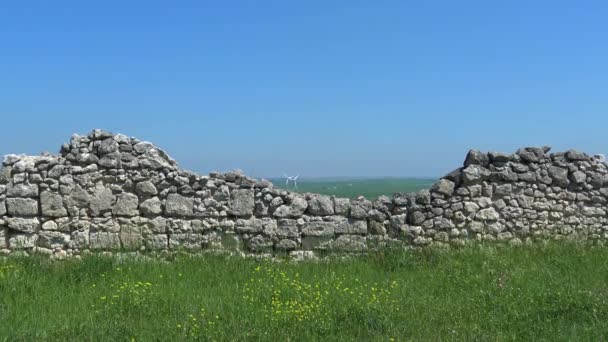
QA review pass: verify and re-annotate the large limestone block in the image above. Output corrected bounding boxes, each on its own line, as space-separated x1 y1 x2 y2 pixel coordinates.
112 193 139 217
431 179 455 196
40 191 67 217
6 183 38 197
307 195 334 216
140 197 162 216
228 189 254 217
165 194 194 217
6 198 38 216
273 196 308 218
90 186 115 216
9 233 38 249
38 231 70 249
90 232 121 250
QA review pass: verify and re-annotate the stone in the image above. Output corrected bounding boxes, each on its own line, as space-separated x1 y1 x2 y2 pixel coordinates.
113 193 139 216
120 225 143 249
277 219 299 238
307 195 334 216
7 198 39 216
350 199 372 219
90 186 115 215
431 179 455 196
566 149 588 161
68 186 90 208
329 235 367 252
135 181 158 196
41 220 58 231
38 231 70 249
462 165 491 184
165 194 194 217
476 207 500 221
145 234 168 250
275 239 298 251
0 200 6 216
40 191 67 217
246 235 273 252
335 218 368 234
409 211 426 225
9 234 38 249
547 166 569 187
90 232 121 250
333 197 351 215
273 196 308 218
98 138 119 155
302 221 336 236
6 217 39 233
570 171 587 184
228 189 254 217
7 183 38 197
464 149 489 167
140 197 162 216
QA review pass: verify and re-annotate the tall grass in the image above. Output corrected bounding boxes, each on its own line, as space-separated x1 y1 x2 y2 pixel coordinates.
1 243 608 340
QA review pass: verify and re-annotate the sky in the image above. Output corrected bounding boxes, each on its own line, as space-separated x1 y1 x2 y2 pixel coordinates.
0 1 607 178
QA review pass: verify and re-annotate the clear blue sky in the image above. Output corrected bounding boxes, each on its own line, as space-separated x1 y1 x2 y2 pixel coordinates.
1 1 606 178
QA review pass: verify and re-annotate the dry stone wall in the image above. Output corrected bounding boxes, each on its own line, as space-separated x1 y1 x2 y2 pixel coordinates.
0 130 607 258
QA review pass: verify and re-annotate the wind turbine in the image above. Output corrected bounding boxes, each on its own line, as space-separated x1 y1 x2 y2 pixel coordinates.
283 173 300 189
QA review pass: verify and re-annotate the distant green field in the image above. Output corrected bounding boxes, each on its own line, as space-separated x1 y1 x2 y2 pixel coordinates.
269 177 436 199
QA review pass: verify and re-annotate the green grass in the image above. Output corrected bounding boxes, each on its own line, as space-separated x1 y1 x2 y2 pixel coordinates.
2 243 608 340
269 177 436 199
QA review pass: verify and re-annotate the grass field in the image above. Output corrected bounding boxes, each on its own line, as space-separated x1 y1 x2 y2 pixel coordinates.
268 177 436 199
2 243 608 340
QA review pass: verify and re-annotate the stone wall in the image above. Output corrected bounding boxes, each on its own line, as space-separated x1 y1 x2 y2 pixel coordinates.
0 130 607 258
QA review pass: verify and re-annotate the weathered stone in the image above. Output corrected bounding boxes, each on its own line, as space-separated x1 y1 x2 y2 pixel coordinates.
464 149 489 167
570 171 587 184
6 217 39 233
140 197 162 216
431 179 455 196
246 235 273 252
547 166 569 187
112 193 139 216
9 234 38 249
462 165 491 184
38 231 70 249
302 221 335 236
476 207 500 221
350 199 372 219
68 186 90 208
169 233 202 250
90 232 121 250
329 235 367 252
135 181 158 196
40 191 67 217
275 239 298 251
229 189 254 217
333 197 351 215
6 197 38 217
165 194 194 217
273 196 308 218
307 195 334 216
277 219 299 238
90 186 115 215
566 149 588 161
7 183 38 197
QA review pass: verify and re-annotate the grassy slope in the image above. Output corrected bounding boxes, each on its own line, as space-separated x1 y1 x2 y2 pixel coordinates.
2 243 608 341
268 178 436 199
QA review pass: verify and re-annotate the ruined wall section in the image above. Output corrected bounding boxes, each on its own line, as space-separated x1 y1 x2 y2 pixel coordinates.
0 130 606 258
403 147 608 246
